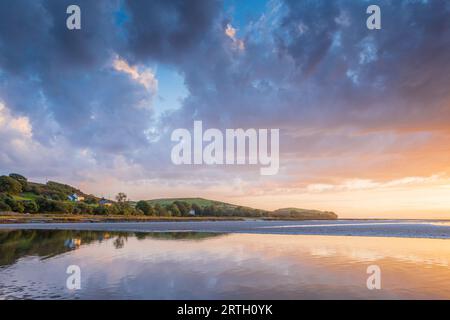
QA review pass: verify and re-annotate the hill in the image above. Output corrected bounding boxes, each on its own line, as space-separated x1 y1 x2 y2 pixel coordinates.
1 173 338 219
0 173 103 214
132 197 268 217
141 198 338 220
272 208 338 220
143 197 257 211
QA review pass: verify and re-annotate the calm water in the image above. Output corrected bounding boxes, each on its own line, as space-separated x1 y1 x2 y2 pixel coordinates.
1 226 450 299
2 219 450 238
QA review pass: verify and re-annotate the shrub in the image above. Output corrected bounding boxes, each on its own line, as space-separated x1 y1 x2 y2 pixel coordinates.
0 201 11 212
167 204 181 216
24 184 42 194
43 191 66 201
0 196 24 213
36 197 53 212
191 203 202 215
54 201 73 214
84 196 98 205
136 201 152 215
46 181 79 196
0 176 22 194
108 204 120 215
73 202 93 215
115 203 136 215
146 206 155 216
154 204 167 216
93 205 110 215
22 200 38 213
35 197 71 213
9 173 28 189
174 201 190 216
12 201 24 213
72 206 81 214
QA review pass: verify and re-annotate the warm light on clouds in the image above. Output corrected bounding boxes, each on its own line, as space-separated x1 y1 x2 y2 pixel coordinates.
237 183 450 219
0 103 32 138
225 23 245 51
306 175 443 193
113 57 158 93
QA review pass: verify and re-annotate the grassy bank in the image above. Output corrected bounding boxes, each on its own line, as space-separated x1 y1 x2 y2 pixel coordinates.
0 213 251 224
0 213 341 224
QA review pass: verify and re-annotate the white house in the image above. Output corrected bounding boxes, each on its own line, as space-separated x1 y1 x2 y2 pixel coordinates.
99 198 113 206
67 193 84 202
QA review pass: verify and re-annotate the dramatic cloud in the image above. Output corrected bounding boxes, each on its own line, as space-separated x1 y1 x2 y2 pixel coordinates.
225 23 245 50
123 0 222 64
113 57 158 93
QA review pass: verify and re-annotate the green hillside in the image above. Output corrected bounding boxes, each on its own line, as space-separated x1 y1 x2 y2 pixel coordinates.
144 198 249 210
141 198 337 220
272 208 338 220
131 197 268 217
0 173 104 215
1 173 338 219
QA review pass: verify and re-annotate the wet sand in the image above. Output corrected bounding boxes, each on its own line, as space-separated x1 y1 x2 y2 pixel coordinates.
0 219 449 239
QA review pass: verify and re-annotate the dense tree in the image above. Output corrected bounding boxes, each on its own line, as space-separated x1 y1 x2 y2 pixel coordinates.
191 203 202 215
73 202 93 215
0 176 22 194
36 197 52 212
93 205 110 215
0 202 11 212
115 192 127 203
9 173 28 189
2 196 22 213
12 201 25 213
0 174 271 217
118 204 135 215
115 192 134 215
136 201 153 215
148 206 156 216
46 181 80 197
53 201 72 214
22 200 38 213
167 204 181 217
154 204 166 216
9 173 26 181
29 185 43 194
35 197 71 213
84 195 98 205
174 201 191 216
44 191 66 201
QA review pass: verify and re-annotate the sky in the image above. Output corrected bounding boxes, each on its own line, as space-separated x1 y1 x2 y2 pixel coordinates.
0 0 449 218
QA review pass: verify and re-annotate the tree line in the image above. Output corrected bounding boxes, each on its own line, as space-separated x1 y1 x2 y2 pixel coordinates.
135 200 268 217
0 174 138 215
0 173 268 217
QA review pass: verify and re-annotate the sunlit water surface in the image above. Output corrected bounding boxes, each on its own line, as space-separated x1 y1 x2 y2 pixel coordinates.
1 229 450 299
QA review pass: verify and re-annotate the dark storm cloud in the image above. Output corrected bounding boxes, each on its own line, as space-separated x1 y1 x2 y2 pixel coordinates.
0 0 119 74
273 0 450 129
136 0 449 184
0 0 155 155
41 0 121 69
123 0 222 64
0 0 449 182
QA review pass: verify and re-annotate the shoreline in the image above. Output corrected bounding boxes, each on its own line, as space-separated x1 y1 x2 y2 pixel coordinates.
0 213 342 224
0 213 448 224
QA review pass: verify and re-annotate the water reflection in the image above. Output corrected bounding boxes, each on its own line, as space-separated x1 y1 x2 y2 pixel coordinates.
0 230 222 267
0 230 450 299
